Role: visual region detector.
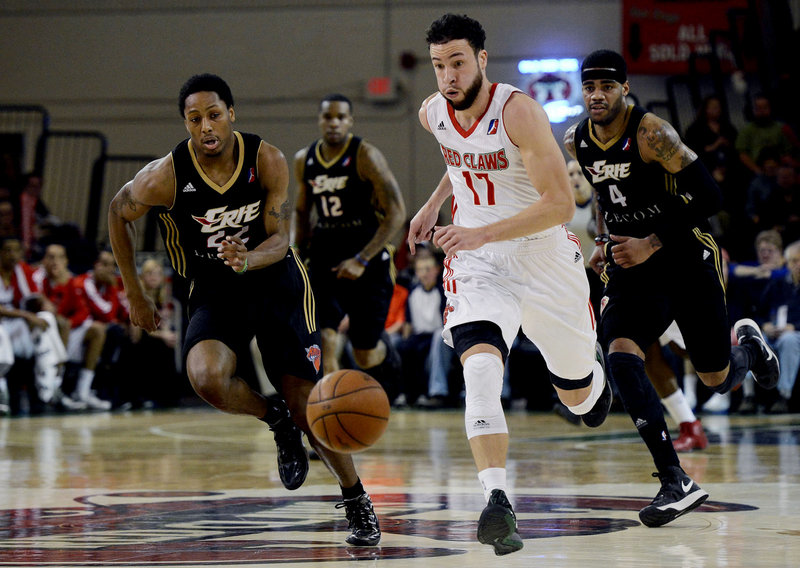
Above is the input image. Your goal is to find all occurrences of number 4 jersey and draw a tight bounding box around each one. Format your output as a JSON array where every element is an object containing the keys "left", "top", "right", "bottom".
[
  {"left": 427, "top": 82, "right": 555, "bottom": 238},
  {"left": 159, "top": 131, "right": 269, "bottom": 280}
]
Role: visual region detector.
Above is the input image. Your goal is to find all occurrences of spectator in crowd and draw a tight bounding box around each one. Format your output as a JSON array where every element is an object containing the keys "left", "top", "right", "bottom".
[
  {"left": 17, "top": 173, "right": 56, "bottom": 257},
  {"left": 384, "top": 281, "right": 409, "bottom": 348},
  {"left": 120, "top": 257, "right": 184, "bottom": 408},
  {"left": 34, "top": 243, "right": 111, "bottom": 410},
  {"left": 566, "top": 159, "right": 595, "bottom": 264},
  {"left": 685, "top": 95, "right": 739, "bottom": 173},
  {"left": 754, "top": 239, "right": 800, "bottom": 413},
  {"left": 736, "top": 94, "right": 797, "bottom": 176},
  {"left": 395, "top": 247, "right": 451, "bottom": 409},
  {"left": 0, "top": 236, "right": 74, "bottom": 414},
  {"left": 0, "top": 200, "right": 18, "bottom": 240},
  {"left": 759, "top": 162, "right": 800, "bottom": 244},
  {"left": 73, "top": 248, "right": 131, "bottom": 407},
  {"left": 745, "top": 149, "right": 781, "bottom": 229}
]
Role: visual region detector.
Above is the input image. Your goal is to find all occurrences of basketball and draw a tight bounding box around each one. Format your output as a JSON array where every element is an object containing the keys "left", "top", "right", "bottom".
[{"left": 306, "top": 369, "right": 390, "bottom": 453}]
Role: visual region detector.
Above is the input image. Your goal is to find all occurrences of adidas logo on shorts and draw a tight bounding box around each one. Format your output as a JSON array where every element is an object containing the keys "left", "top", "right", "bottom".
[
  {"left": 473, "top": 419, "right": 490, "bottom": 429},
  {"left": 574, "top": 251, "right": 582, "bottom": 263},
  {"left": 635, "top": 418, "right": 648, "bottom": 429}
]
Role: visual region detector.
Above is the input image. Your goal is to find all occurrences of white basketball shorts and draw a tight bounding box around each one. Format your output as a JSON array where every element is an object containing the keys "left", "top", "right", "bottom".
[{"left": 442, "top": 226, "right": 597, "bottom": 380}]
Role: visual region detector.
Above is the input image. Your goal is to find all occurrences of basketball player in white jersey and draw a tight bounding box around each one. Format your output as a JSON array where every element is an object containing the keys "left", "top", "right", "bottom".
[{"left": 408, "top": 14, "right": 610, "bottom": 555}]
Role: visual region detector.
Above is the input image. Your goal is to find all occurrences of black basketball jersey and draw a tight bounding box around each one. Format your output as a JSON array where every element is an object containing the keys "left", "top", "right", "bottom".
[
  {"left": 300, "top": 134, "right": 379, "bottom": 261},
  {"left": 159, "top": 131, "right": 269, "bottom": 280},
  {"left": 574, "top": 105, "right": 704, "bottom": 242}
]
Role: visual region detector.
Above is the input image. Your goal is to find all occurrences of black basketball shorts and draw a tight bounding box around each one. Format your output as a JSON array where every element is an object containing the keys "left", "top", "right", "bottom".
[
  {"left": 309, "top": 246, "right": 394, "bottom": 350},
  {"left": 183, "top": 249, "right": 323, "bottom": 386},
  {"left": 599, "top": 238, "right": 731, "bottom": 373}
]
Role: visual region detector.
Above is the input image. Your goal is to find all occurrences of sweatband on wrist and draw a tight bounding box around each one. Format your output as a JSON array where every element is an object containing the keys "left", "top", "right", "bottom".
[
  {"left": 355, "top": 253, "right": 369, "bottom": 267},
  {"left": 235, "top": 257, "right": 248, "bottom": 274}
]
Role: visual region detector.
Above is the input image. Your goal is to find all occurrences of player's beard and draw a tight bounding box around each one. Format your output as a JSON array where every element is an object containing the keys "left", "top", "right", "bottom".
[
  {"left": 592, "top": 97, "right": 626, "bottom": 126},
  {"left": 445, "top": 71, "right": 484, "bottom": 111}
]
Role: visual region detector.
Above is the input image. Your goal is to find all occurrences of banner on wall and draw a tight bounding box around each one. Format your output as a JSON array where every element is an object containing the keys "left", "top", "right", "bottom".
[{"left": 621, "top": 0, "right": 749, "bottom": 75}]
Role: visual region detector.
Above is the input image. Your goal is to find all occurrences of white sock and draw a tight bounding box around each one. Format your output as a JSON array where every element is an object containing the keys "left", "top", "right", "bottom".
[
  {"left": 76, "top": 368, "right": 95, "bottom": 401},
  {"left": 478, "top": 467, "right": 507, "bottom": 502},
  {"left": 662, "top": 389, "right": 696, "bottom": 425}
]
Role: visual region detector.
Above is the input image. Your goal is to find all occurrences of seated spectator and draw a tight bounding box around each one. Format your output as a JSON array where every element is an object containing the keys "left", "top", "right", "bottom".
[
  {"left": 759, "top": 162, "right": 800, "bottom": 244},
  {"left": 384, "top": 282, "right": 409, "bottom": 348},
  {"left": 745, "top": 149, "right": 781, "bottom": 229},
  {"left": 754, "top": 239, "right": 800, "bottom": 413},
  {"left": 395, "top": 248, "right": 451, "bottom": 408},
  {"left": 727, "top": 230, "right": 788, "bottom": 322},
  {"left": 0, "top": 236, "right": 74, "bottom": 414},
  {"left": 566, "top": 159, "right": 595, "bottom": 265},
  {"left": 736, "top": 93, "right": 798, "bottom": 176},
  {"left": 74, "top": 248, "right": 132, "bottom": 407},
  {"left": 17, "top": 173, "right": 58, "bottom": 258},
  {"left": 0, "top": 200, "right": 18, "bottom": 240},
  {"left": 686, "top": 94, "right": 739, "bottom": 172},
  {"left": 34, "top": 243, "right": 111, "bottom": 410},
  {"left": 120, "top": 258, "right": 185, "bottom": 408}
]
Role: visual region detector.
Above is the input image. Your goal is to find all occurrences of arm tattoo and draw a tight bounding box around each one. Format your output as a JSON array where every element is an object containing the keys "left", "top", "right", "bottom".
[
  {"left": 563, "top": 125, "right": 576, "bottom": 158},
  {"left": 648, "top": 234, "right": 663, "bottom": 251},
  {"left": 639, "top": 122, "right": 681, "bottom": 163},
  {"left": 268, "top": 199, "right": 291, "bottom": 221},
  {"left": 110, "top": 186, "right": 139, "bottom": 216}
]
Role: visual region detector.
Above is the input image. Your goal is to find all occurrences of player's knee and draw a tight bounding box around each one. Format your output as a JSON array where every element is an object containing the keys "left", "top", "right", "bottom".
[
  {"left": 186, "top": 358, "right": 230, "bottom": 406},
  {"left": 463, "top": 352, "right": 507, "bottom": 438}
]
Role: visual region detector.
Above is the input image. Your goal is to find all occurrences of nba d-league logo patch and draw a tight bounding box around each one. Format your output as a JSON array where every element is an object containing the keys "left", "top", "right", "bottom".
[{"left": 487, "top": 119, "right": 499, "bottom": 135}]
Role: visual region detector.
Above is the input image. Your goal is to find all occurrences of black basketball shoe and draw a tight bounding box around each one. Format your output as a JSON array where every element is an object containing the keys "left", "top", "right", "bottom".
[
  {"left": 477, "top": 489, "right": 523, "bottom": 555},
  {"left": 639, "top": 465, "right": 709, "bottom": 527},
  {"left": 269, "top": 417, "right": 309, "bottom": 491},
  {"left": 581, "top": 342, "right": 612, "bottom": 427},
  {"left": 734, "top": 318, "right": 780, "bottom": 389},
  {"left": 336, "top": 493, "right": 381, "bottom": 546}
]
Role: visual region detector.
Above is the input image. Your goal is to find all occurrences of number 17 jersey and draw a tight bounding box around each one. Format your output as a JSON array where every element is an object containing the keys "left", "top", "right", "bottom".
[{"left": 427, "top": 82, "right": 553, "bottom": 238}]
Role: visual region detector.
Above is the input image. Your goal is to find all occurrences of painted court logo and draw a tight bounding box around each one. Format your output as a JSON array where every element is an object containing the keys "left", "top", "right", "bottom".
[{"left": 0, "top": 491, "right": 756, "bottom": 565}]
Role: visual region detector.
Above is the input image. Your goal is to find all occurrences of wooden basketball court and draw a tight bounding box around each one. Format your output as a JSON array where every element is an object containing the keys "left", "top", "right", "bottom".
[{"left": 0, "top": 406, "right": 797, "bottom": 567}]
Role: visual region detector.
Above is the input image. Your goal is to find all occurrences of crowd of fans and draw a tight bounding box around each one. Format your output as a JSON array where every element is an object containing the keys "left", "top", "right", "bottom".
[{"left": 0, "top": 91, "right": 797, "bottom": 419}]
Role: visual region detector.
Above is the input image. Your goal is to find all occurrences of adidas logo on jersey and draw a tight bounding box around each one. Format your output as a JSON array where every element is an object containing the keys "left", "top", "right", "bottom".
[
  {"left": 437, "top": 121, "right": 446, "bottom": 131},
  {"left": 580, "top": 140, "right": 588, "bottom": 148},
  {"left": 182, "top": 182, "right": 196, "bottom": 193}
]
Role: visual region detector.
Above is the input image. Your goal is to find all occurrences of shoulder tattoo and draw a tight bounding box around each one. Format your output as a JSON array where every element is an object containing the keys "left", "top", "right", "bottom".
[{"left": 639, "top": 121, "right": 681, "bottom": 163}]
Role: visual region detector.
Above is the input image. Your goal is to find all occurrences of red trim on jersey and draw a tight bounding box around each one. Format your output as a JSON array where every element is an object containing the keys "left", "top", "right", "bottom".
[
  {"left": 447, "top": 83, "right": 499, "bottom": 138},
  {"left": 502, "top": 91, "right": 526, "bottom": 148}
]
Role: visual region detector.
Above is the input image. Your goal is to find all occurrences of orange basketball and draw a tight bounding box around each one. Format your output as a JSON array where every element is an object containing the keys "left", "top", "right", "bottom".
[{"left": 306, "top": 369, "right": 390, "bottom": 453}]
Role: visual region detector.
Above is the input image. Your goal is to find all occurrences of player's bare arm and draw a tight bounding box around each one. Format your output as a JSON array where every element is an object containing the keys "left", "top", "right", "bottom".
[
  {"left": 291, "top": 149, "right": 311, "bottom": 253},
  {"left": 108, "top": 155, "right": 175, "bottom": 331},
  {"left": 408, "top": 172, "right": 452, "bottom": 255},
  {"left": 218, "top": 141, "right": 291, "bottom": 272},
  {"left": 638, "top": 113, "right": 697, "bottom": 173},
  {"left": 418, "top": 93, "right": 438, "bottom": 134},
  {"left": 355, "top": 142, "right": 406, "bottom": 261},
  {"left": 563, "top": 123, "right": 578, "bottom": 159}
]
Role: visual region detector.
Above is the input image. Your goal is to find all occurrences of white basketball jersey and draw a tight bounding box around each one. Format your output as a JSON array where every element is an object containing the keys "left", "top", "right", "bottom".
[{"left": 427, "top": 83, "right": 551, "bottom": 238}]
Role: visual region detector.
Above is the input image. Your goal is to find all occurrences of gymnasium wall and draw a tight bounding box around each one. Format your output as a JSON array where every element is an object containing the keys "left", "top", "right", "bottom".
[{"left": 0, "top": 0, "right": 670, "bottom": 233}]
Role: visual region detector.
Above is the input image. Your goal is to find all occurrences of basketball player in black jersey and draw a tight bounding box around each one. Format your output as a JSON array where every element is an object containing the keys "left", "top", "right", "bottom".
[
  {"left": 108, "top": 74, "right": 380, "bottom": 546},
  {"left": 565, "top": 50, "right": 780, "bottom": 527},
  {"left": 293, "top": 94, "right": 405, "bottom": 398}
]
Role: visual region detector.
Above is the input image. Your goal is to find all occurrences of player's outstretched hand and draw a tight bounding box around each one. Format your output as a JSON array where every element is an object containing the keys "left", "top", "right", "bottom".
[{"left": 218, "top": 235, "right": 248, "bottom": 273}]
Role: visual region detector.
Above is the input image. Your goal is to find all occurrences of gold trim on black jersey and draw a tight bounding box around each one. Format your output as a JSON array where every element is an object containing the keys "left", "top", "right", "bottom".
[
  {"left": 159, "top": 212, "right": 187, "bottom": 278},
  {"left": 314, "top": 133, "right": 354, "bottom": 169},
  {"left": 589, "top": 105, "right": 634, "bottom": 151},
  {"left": 692, "top": 227, "right": 725, "bottom": 292},
  {"left": 188, "top": 131, "right": 245, "bottom": 194},
  {"left": 290, "top": 247, "right": 317, "bottom": 333}
]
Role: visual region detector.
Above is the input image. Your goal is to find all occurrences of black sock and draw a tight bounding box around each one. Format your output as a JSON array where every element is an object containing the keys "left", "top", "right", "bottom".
[
  {"left": 607, "top": 352, "right": 680, "bottom": 473},
  {"left": 341, "top": 478, "right": 364, "bottom": 500},
  {"left": 259, "top": 396, "right": 290, "bottom": 426},
  {"left": 710, "top": 345, "right": 753, "bottom": 394}
]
